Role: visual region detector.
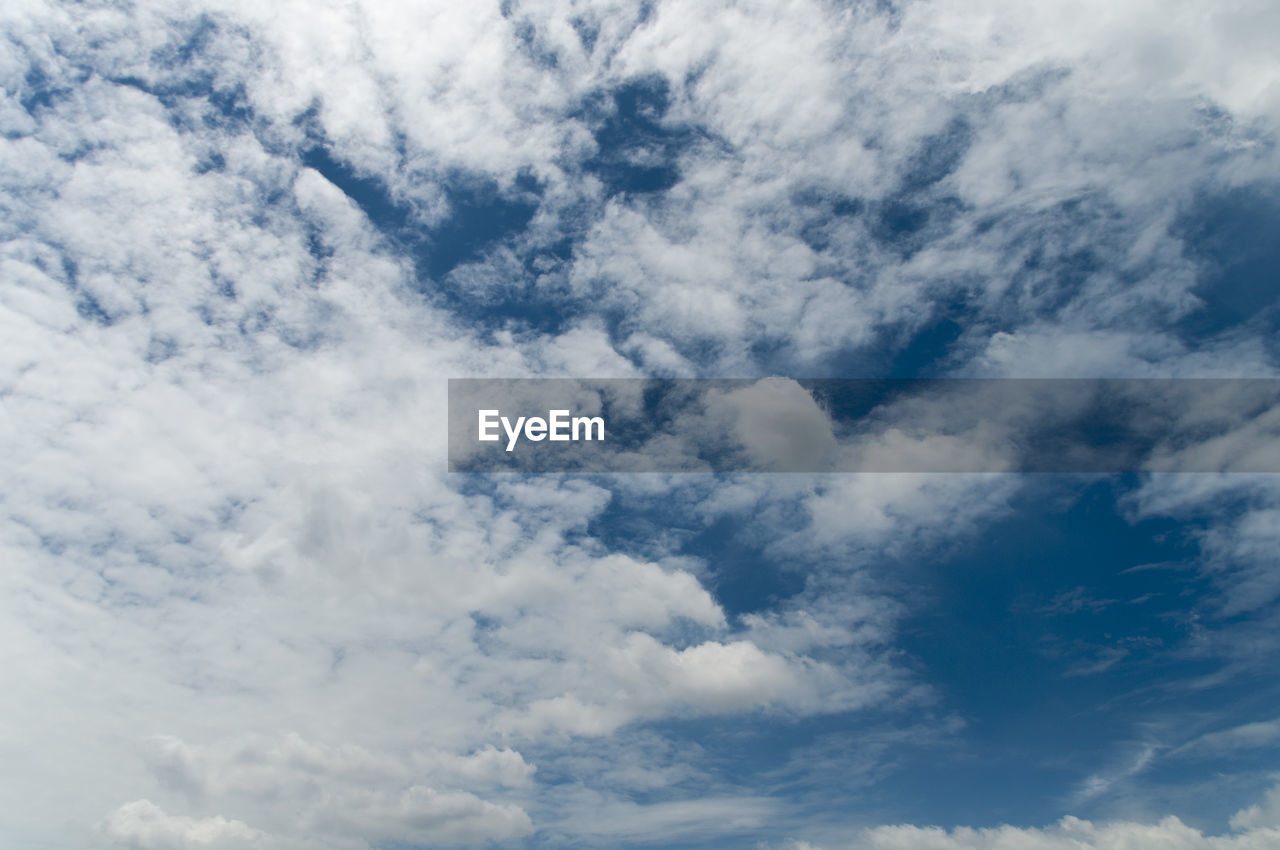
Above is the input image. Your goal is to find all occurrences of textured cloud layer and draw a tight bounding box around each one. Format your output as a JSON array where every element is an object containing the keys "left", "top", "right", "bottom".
[{"left": 2, "top": 0, "right": 1278, "bottom": 847}]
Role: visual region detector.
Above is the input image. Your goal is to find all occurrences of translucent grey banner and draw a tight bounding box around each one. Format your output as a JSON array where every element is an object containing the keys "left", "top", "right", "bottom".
[{"left": 447, "top": 379, "right": 1280, "bottom": 473}]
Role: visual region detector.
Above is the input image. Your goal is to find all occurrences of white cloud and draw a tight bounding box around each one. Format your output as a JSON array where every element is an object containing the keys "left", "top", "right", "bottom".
[
  {"left": 1073, "top": 744, "right": 1160, "bottom": 805},
  {"left": 103, "top": 800, "right": 264, "bottom": 850},
  {"left": 509, "top": 631, "right": 865, "bottom": 737},
  {"left": 1230, "top": 782, "right": 1280, "bottom": 830},
  {"left": 853, "top": 815, "right": 1280, "bottom": 849},
  {"left": 546, "top": 788, "right": 781, "bottom": 843},
  {"left": 128, "top": 734, "right": 536, "bottom": 846},
  {"left": 776, "top": 799, "right": 1280, "bottom": 850},
  {"left": 1126, "top": 475, "right": 1280, "bottom": 615},
  {"left": 1173, "top": 719, "right": 1280, "bottom": 759}
]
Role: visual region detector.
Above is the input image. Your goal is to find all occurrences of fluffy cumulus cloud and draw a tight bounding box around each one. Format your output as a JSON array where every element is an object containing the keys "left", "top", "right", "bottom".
[
  {"left": 1, "top": 0, "right": 1278, "bottom": 847},
  {"left": 859, "top": 816, "right": 1280, "bottom": 849},
  {"left": 104, "top": 800, "right": 265, "bottom": 850},
  {"left": 774, "top": 799, "right": 1280, "bottom": 849},
  {"left": 766, "top": 782, "right": 1280, "bottom": 848}
]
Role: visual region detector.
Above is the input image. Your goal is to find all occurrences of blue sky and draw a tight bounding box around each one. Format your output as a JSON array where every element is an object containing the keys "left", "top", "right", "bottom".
[{"left": 2, "top": 1, "right": 1280, "bottom": 848}]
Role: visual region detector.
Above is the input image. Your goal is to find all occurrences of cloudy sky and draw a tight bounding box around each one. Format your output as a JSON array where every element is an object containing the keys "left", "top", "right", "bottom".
[{"left": 3, "top": 0, "right": 1280, "bottom": 847}]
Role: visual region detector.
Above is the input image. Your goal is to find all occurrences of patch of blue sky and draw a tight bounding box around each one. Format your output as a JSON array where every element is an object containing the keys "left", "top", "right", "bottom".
[
  {"left": 18, "top": 63, "right": 70, "bottom": 117},
  {"left": 586, "top": 486, "right": 809, "bottom": 619},
  {"left": 575, "top": 75, "right": 701, "bottom": 197},
  {"left": 1174, "top": 183, "right": 1280, "bottom": 348},
  {"left": 109, "top": 72, "right": 256, "bottom": 137},
  {"left": 452, "top": 390, "right": 1280, "bottom": 836},
  {"left": 290, "top": 72, "right": 724, "bottom": 345},
  {"left": 301, "top": 143, "right": 566, "bottom": 329},
  {"left": 570, "top": 473, "right": 1280, "bottom": 842}
]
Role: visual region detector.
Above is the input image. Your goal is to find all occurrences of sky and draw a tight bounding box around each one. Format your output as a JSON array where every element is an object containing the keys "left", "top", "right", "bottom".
[{"left": 2, "top": 0, "right": 1280, "bottom": 848}]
